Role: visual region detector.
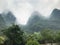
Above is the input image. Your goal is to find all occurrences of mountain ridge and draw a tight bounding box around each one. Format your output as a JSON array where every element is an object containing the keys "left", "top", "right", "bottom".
[
  {"left": 0, "top": 11, "right": 16, "bottom": 30},
  {"left": 21, "top": 8, "right": 60, "bottom": 33}
]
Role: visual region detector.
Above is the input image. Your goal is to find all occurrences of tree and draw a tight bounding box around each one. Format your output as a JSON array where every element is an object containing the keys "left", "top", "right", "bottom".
[
  {"left": 26, "top": 38, "right": 40, "bottom": 45},
  {"left": 41, "top": 30, "right": 54, "bottom": 45},
  {"left": 55, "top": 31, "right": 60, "bottom": 42},
  {"left": 0, "top": 36, "right": 6, "bottom": 45},
  {"left": 3, "top": 25, "right": 25, "bottom": 45}
]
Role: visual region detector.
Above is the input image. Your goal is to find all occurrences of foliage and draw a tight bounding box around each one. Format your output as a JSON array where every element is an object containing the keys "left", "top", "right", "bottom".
[
  {"left": 54, "top": 31, "right": 60, "bottom": 42},
  {"left": 40, "top": 30, "right": 54, "bottom": 43},
  {"left": 3, "top": 25, "right": 25, "bottom": 45},
  {"left": 1, "top": 25, "right": 60, "bottom": 45},
  {"left": 26, "top": 39, "right": 40, "bottom": 45},
  {"left": 0, "top": 36, "right": 6, "bottom": 44}
]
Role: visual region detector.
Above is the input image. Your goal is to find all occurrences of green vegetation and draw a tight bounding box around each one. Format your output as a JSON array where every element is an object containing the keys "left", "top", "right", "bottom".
[
  {"left": 0, "top": 36, "right": 6, "bottom": 44},
  {"left": 0, "top": 24, "right": 60, "bottom": 45},
  {"left": 2, "top": 25, "right": 25, "bottom": 45},
  {"left": 26, "top": 39, "right": 40, "bottom": 45}
]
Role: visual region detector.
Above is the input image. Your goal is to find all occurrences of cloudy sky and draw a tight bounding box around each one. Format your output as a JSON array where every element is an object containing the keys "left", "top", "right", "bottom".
[{"left": 0, "top": 0, "right": 60, "bottom": 25}]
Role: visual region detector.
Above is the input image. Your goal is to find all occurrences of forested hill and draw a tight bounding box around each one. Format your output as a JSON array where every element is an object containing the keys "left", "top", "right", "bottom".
[
  {"left": 22, "top": 8, "right": 60, "bottom": 33},
  {"left": 0, "top": 11, "right": 16, "bottom": 30}
]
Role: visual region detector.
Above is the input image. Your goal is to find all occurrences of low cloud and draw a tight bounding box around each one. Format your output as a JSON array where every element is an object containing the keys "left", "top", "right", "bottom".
[{"left": 0, "top": 0, "right": 60, "bottom": 24}]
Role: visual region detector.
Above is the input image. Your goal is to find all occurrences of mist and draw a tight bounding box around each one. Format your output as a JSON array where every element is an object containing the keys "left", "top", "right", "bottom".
[{"left": 0, "top": 0, "right": 60, "bottom": 25}]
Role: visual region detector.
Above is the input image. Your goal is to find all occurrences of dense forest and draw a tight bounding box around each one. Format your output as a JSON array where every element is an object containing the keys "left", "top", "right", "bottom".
[{"left": 0, "top": 24, "right": 60, "bottom": 45}]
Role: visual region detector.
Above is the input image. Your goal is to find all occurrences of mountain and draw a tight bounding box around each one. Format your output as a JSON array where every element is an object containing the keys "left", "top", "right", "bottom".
[
  {"left": 22, "top": 9, "right": 60, "bottom": 33},
  {"left": 2, "top": 11, "right": 16, "bottom": 26},
  {"left": 0, "top": 14, "right": 6, "bottom": 29},
  {"left": 0, "top": 11, "right": 16, "bottom": 30},
  {"left": 27, "top": 11, "right": 44, "bottom": 26},
  {"left": 50, "top": 8, "right": 60, "bottom": 19}
]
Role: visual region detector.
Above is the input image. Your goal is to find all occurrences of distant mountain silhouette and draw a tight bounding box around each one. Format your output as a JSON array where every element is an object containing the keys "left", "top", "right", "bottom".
[
  {"left": 0, "top": 11, "right": 16, "bottom": 30},
  {"left": 50, "top": 8, "right": 60, "bottom": 20},
  {"left": 2, "top": 11, "right": 16, "bottom": 26},
  {"left": 22, "top": 9, "right": 60, "bottom": 33}
]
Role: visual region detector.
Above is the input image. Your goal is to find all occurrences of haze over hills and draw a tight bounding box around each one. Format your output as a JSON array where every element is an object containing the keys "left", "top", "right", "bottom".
[
  {"left": 2, "top": 11, "right": 16, "bottom": 26},
  {"left": 22, "top": 8, "right": 60, "bottom": 33},
  {"left": 0, "top": 8, "right": 60, "bottom": 33},
  {"left": 0, "top": 11, "right": 16, "bottom": 30}
]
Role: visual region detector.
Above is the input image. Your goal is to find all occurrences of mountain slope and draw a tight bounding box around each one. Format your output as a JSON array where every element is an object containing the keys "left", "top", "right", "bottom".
[
  {"left": 0, "top": 14, "right": 6, "bottom": 29},
  {"left": 0, "top": 11, "right": 16, "bottom": 30},
  {"left": 2, "top": 11, "right": 16, "bottom": 26},
  {"left": 22, "top": 9, "right": 60, "bottom": 33}
]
